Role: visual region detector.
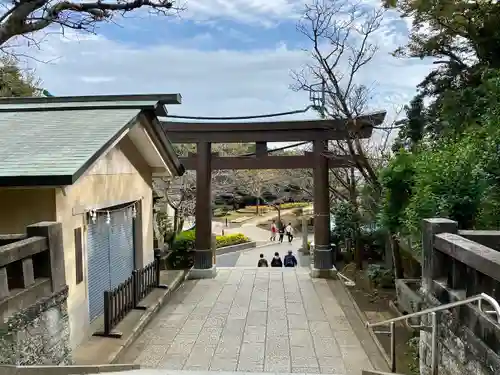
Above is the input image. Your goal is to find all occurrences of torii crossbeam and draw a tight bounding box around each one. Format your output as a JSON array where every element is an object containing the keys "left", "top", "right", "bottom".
[{"left": 161, "top": 111, "right": 386, "bottom": 278}]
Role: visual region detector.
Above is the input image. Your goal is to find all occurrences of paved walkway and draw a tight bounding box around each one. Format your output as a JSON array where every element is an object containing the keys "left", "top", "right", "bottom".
[
  {"left": 217, "top": 233, "right": 312, "bottom": 268},
  {"left": 119, "top": 267, "right": 373, "bottom": 375}
]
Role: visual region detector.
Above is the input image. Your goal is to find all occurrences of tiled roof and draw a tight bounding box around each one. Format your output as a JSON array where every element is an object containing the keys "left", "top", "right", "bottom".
[{"left": 0, "top": 108, "right": 139, "bottom": 180}]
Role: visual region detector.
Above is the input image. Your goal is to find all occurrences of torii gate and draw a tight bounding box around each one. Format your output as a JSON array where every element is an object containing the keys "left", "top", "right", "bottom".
[{"left": 162, "top": 111, "right": 385, "bottom": 278}]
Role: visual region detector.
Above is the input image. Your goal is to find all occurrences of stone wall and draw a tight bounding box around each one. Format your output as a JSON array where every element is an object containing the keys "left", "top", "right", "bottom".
[
  {"left": 419, "top": 292, "right": 500, "bottom": 375},
  {"left": 419, "top": 218, "right": 500, "bottom": 375},
  {"left": 0, "top": 286, "right": 72, "bottom": 365}
]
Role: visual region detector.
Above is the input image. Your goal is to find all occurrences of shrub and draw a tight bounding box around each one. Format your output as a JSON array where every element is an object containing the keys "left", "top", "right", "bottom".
[
  {"left": 172, "top": 230, "right": 250, "bottom": 251},
  {"left": 279, "top": 202, "right": 309, "bottom": 209},
  {"left": 367, "top": 264, "right": 394, "bottom": 288},
  {"left": 171, "top": 230, "right": 196, "bottom": 252},
  {"left": 242, "top": 202, "right": 309, "bottom": 211},
  {"left": 216, "top": 233, "right": 250, "bottom": 248}
]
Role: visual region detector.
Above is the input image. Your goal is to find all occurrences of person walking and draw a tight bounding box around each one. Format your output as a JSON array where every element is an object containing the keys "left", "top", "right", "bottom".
[
  {"left": 285, "top": 222, "right": 294, "bottom": 243},
  {"left": 278, "top": 224, "right": 285, "bottom": 243},
  {"left": 283, "top": 250, "right": 298, "bottom": 267},
  {"left": 257, "top": 253, "right": 269, "bottom": 267},
  {"left": 270, "top": 220, "right": 277, "bottom": 241},
  {"left": 271, "top": 252, "right": 283, "bottom": 267}
]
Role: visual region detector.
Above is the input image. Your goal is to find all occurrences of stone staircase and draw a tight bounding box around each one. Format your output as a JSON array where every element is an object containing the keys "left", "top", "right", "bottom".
[
  {"left": 68, "top": 370, "right": 390, "bottom": 375},
  {"left": 3, "top": 366, "right": 404, "bottom": 375}
]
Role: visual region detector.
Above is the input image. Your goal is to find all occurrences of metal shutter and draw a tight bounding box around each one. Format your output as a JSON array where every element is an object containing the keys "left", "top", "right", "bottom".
[
  {"left": 87, "top": 214, "right": 111, "bottom": 322},
  {"left": 109, "top": 207, "right": 135, "bottom": 289}
]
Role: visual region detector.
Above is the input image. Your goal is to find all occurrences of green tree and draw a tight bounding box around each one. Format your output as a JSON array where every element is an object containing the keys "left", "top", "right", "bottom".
[
  {"left": 381, "top": 70, "right": 500, "bottom": 260},
  {"left": 386, "top": 1, "right": 500, "bottom": 140},
  {"left": 392, "top": 95, "right": 426, "bottom": 152},
  {"left": 0, "top": 56, "right": 40, "bottom": 97}
]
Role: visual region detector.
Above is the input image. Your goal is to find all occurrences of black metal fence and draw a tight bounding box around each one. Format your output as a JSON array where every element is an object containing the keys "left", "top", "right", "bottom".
[{"left": 98, "top": 254, "right": 168, "bottom": 337}]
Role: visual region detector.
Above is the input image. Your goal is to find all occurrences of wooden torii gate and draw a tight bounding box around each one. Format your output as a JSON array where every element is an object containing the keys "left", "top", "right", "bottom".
[{"left": 162, "top": 111, "right": 386, "bottom": 278}]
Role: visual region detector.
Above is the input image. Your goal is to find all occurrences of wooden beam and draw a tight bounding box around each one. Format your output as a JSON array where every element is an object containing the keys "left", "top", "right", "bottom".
[
  {"left": 164, "top": 128, "right": 372, "bottom": 143},
  {"left": 255, "top": 142, "right": 267, "bottom": 157},
  {"left": 162, "top": 111, "right": 385, "bottom": 143},
  {"left": 179, "top": 154, "right": 354, "bottom": 170}
]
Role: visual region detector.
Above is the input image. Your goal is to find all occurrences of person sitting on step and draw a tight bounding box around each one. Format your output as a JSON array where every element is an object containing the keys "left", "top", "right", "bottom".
[
  {"left": 284, "top": 250, "right": 298, "bottom": 267},
  {"left": 271, "top": 252, "right": 283, "bottom": 267},
  {"left": 257, "top": 253, "right": 268, "bottom": 267}
]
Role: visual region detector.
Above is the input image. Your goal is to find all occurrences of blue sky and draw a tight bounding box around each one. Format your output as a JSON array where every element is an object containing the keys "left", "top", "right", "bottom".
[{"left": 23, "top": 0, "right": 433, "bottom": 132}]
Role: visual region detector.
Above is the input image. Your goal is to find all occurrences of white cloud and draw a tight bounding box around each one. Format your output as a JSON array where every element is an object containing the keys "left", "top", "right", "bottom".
[
  {"left": 24, "top": 30, "right": 431, "bottom": 120},
  {"left": 184, "top": 0, "right": 303, "bottom": 26},
  {"left": 11, "top": 0, "right": 433, "bottom": 153}
]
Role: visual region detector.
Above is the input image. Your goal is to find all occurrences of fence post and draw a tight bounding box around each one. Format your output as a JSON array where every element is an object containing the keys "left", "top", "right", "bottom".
[
  {"left": 103, "top": 290, "right": 111, "bottom": 335},
  {"left": 132, "top": 270, "right": 138, "bottom": 308},
  {"left": 155, "top": 254, "right": 168, "bottom": 289}
]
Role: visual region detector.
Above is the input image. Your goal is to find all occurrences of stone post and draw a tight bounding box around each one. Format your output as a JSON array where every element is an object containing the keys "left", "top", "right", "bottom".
[
  {"left": 300, "top": 216, "right": 309, "bottom": 254},
  {"left": 421, "top": 218, "right": 457, "bottom": 294},
  {"left": 27, "top": 222, "right": 66, "bottom": 292}
]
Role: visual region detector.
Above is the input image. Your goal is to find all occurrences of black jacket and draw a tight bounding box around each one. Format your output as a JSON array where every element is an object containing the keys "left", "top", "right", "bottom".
[
  {"left": 258, "top": 258, "right": 268, "bottom": 267},
  {"left": 271, "top": 256, "right": 283, "bottom": 267}
]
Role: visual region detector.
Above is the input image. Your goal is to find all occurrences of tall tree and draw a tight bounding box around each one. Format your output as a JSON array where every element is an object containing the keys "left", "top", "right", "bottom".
[
  {"left": 0, "top": 56, "right": 40, "bottom": 96},
  {"left": 0, "top": 0, "right": 181, "bottom": 48},
  {"left": 292, "top": 0, "right": 385, "bottom": 193},
  {"left": 291, "top": 0, "right": 402, "bottom": 271},
  {"left": 387, "top": 0, "right": 500, "bottom": 140}
]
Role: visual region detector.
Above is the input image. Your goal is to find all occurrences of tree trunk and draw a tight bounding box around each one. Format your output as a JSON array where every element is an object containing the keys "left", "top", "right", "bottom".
[
  {"left": 384, "top": 232, "right": 394, "bottom": 269},
  {"left": 390, "top": 234, "right": 404, "bottom": 279},
  {"left": 354, "top": 227, "right": 363, "bottom": 270},
  {"left": 173, "top": 208, "right": 179, "bottom": 234},
  {"left": 256, "top": 197, "right": 260, "bottom": 215},
  {"left": 178, "top": 218, "right": 185, "bottom": 234}
]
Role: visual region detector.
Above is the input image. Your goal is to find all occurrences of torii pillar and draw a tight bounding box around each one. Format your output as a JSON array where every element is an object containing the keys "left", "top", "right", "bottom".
[
  {"left": 311, "top": 139, "right": 335, "bottom": 277},
  {"left": 190, "top": 141, "right": 217, "bottom": 279}
]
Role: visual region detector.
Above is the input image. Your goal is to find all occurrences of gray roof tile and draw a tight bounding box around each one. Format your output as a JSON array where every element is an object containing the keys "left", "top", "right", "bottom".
[{"left": 0, "top": 108, "right": 140, "bottom": 177}]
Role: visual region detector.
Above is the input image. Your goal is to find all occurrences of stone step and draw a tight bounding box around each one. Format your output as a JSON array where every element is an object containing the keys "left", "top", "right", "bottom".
[{"left": 103, "top": 370, "right": 347, "bottom": 375}]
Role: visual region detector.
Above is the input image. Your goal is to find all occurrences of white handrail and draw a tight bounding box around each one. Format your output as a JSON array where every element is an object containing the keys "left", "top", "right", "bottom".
[
  {"left": 367, "top": 292, "right": 500, "bottom": 328},
  {"left": 337, "top": 272, "right": 355, "bottom": 286}
]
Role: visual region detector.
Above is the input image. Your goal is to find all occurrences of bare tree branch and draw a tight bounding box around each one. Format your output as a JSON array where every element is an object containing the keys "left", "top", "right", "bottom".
[
  {"left": 0, "top": 0, "right": 184, "bottom": 47},
  {"left": 292, "top": 0, "right": 386, "bottom": 193}
]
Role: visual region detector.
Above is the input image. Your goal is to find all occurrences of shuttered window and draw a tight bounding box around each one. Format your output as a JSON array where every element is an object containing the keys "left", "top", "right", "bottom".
[{"left": 74, "top": 227, "right": 83, "bottom": 284}]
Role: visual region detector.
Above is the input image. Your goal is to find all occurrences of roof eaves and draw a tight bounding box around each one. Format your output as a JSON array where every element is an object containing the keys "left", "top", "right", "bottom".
[
  {"left": 0, "top": 94, "right": 182, "bottom": 117},
  {"left": 0, "top": 174, "right": 74, "bottom": 187},
  {"left": 139, "top": 110, "right": 185, "bottom": 177},
  {"left": 0, "top": 93, "right": 182, "bottom": 105}
]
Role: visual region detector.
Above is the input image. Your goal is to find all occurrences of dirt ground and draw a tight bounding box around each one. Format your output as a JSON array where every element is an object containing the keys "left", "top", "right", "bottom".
[{"left": 341, "top": 262, "right": 420, "bottom": 375}]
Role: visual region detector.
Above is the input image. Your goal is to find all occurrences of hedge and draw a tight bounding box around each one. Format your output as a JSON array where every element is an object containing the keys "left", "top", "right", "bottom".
[
  {"left": 241, "top": 202, "right": 310, "bottom": 212},
  {"left": 172, "top": 230, "right": 250, "bottom": 251},
  {"left": 215, "top": 233, "right": 249, "bottom": 248}
]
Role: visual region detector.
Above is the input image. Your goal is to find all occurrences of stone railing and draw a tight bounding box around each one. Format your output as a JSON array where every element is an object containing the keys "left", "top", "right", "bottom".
[
  {"left": 420, "top": 218, "right": 500, "bottom": 375},
  {"left": 0, "top": 222, "right": 70, "bottom": 365}
]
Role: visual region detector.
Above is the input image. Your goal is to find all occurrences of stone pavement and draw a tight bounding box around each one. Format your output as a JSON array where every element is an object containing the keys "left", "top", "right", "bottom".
[
  {"left": 224, "top": 223, "right": 273, "bottom": 247},
  {"left": 119, "top": 267, "right": 374, "bottom": 375},
  {"left": 223, "top": 234, "right": 312, "bottom": 268}
]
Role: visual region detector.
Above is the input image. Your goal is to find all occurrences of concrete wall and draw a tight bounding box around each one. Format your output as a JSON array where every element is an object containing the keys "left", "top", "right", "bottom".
[
  {"left": 55, "top": 135, "right": 154, "bottom": 349},
  {"left": 0, "top": 287, "right": 71, "bottom": 365},
  {"left": 0, "top": 188, "right": 56, "bottom": 233}
]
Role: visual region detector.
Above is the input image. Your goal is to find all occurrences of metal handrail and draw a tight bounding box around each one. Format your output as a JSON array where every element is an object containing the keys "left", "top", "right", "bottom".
[
  {"left": 337, "top": 272, "right": 356, "bottom": 286},
  {"left": 368, "top": 293, "right": 500, "bottom": 328},
  {"left": 365, "top": 293, "right": 500, "bottom": 374}
]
